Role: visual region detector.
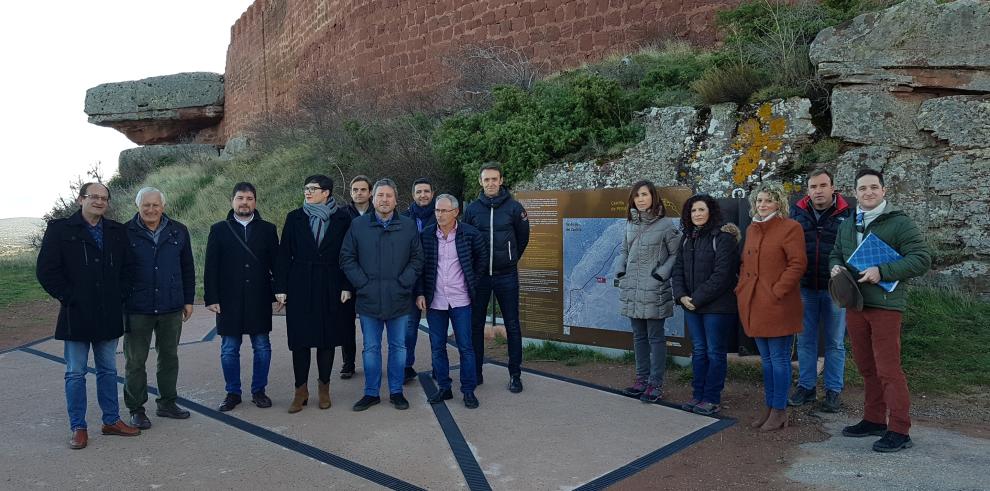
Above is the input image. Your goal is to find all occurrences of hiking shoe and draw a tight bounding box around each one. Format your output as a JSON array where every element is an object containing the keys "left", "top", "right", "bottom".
[
  {"left": 251, "top": 391, "right": 273, "bottom": 408},
  {"left": 218, "top": 393, "right": 242, "bottom": 412},
  {"left": 873, "top": 431, "right": 913, "bottom": 453},
  {"left": 681, "top": 399, "right": 702, "bottom": 411},
  {"left": 820, "top": 390, "right": 841, "bottom": 413},
  {"left": 623, "top": 377, "right": 648, "bottom": 397},
  {"left": 340, "top": 365, "right": 355, "bottom": 380},
  {"left": 693, "top": 401, "right": 720, "bottom": 416},
  {"left": 428, "top": 388, "right": 454, "bottom": 404},
  {"left": 508, "top": 375, "right": 523, "bottom": 393},
  {"left": 639, "top": 384, "right": 663, "bottom": 403},
  {"left": 842, "top": 419, "right": 887, "bottom": 438},
  {"left": 156, "top": 402, "right": 190, "bottom": 419},
  {"left": 390, "top": 393, "right": 410, "bottom": 410},
  {"left": 788, "top": 386, "right": 817, "bottom": 406},
  {"left": 403, "top": 367, "right": 418, "bottom": 384},
  {"left": 352, "top": 395, "right": 381, "bottom": 412}
]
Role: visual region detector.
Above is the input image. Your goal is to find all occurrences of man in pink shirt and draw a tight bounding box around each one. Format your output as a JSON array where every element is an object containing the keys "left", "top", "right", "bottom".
[{"left": 416, "top": 194, "right": 489, "bottom": 408}]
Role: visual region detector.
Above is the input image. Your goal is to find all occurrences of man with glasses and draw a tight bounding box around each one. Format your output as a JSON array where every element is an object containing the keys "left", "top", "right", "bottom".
[
  {"left": 416, "top": 194, "right": 487, "bottom": 408},
  {"left": 123, "top": 187, "right": 195, "bottom": 429},
  {"left": 37, "top": 183, "right": 142, "bottom": 449},
  {"left": 830, "top": 168, "right": 930, "bottom": 453},
  {"left": 340, "top": 178, "right": 424, "bottom": 411},
  {"left": 400, "top": 177, "right": 437, "bottom": 383}
]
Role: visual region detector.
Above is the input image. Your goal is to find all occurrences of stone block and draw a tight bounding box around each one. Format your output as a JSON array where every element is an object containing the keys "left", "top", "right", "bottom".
[
  {"left": 917, "top": 96, "right": 990, "bottom": 149},
  {"left": 830, "top": 85, "right": 938, "bottom": 149}
]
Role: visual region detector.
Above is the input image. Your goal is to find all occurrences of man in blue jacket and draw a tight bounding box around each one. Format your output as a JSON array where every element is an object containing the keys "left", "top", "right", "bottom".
[
  {"left": 462, "top": 163, "right": 530, "bottom": 393},
  {"left": 416, "top": 193, "right": 488, "bottom": 408},
  {"left": 789, "top": 169, "right": 852, "bottom": 413},
  {"left": 400, "top": 177, "right": 437, "bottom": 383},
  {"left": 340, "top": 179, "right": 424, "bottom": 411},
  {"left": 123, "top": 187, "right": 195, "bottom": 429}
]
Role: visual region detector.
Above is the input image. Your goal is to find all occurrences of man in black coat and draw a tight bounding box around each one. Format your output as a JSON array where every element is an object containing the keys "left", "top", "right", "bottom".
[
  {"left": 36, "top": 182, "right": 141, "bottom": 449},
  {"left": 462, "top": 163, "right": 530, "bottom": 393},
  {"left": 340, "top": 178, "right": 424, "bottom": 411},
  {"left": 400, "top": 177, "right": 437, "bottom": 383},
  {"left": 205, "top": 182, "right": 280, "bottom": 412},
  {"left": 337, "top": 174, "right": 374, "bottom": 380},
  {"left": 416, "top": 193, "right": 488, "bottom": 408},
  {"left": 123, "top": 187, "right": 196, "bottom": 429}
]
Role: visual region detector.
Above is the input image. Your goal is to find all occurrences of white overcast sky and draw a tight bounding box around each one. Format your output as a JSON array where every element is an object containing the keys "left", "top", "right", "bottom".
[{"left": 0, "top": 1, "right": 255, "bottom": 218}]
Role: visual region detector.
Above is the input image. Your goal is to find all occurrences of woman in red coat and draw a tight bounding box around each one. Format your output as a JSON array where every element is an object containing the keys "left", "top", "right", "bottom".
[{"left": 736, "top": 182, "right": 806, "bottom": 431}]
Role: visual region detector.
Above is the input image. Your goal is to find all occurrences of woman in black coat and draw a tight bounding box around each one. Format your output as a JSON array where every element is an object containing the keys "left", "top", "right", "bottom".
[
  {"left": 671, "top": 194, "right": 741, "bottom": 416},
  {"left": 275, "top": 175, "right": 353, "bottom": 413}
]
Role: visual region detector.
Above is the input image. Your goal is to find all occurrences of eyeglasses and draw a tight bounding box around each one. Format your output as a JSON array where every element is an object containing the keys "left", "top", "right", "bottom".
[
  {"left": 435, "top": 208, "right": 457, "bottom": 214},
  {"left": 303, "top": 186, "right": 325, "bottom": 193},
  {"left": 82, "top": 194, "right": 110, "bottom": 202}
]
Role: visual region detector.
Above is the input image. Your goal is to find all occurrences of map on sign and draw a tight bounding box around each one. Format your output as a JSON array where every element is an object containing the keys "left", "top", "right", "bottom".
[
  {"left": 562, "top": 218, "right": 628, "bottom": 332},
  {"left": 562, "top": 217, "right": 686, "bottom": 337}
]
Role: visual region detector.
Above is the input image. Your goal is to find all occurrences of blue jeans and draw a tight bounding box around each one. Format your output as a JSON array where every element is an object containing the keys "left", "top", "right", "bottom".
[
  {"left": 64, "top": 339, "right": 120, "bottom": 431},
  {"left": 797, "top": 288, "right": 846, "bottom": 392},
  {"left": 360, "top": 314, "right": 410, "bottom": 397},
  {"left": 404, "top": 306, "right": 422, "bottom": 369},
  {"left": 471, "top": 270, "right": 523, "bottom": 377},
  {"left": 754, "top": 335, "right": 794, "bottom": 409},
  {"left": 685, "top": 312, "right": 735, "bottom": 405},
  {"left": 220, "top": 334, "right": 272, "bottom": 395},
  {"left": 427, "top": 306, "right": 477, "bottom": 393}
]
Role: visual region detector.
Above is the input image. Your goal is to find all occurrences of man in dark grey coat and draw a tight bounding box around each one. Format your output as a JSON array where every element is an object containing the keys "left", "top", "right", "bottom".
[
  {"left": 204, "top": 182, "right": 279, "bottom": 412},
  {"left": 340, "top": 178, "right": 424, "bottom": 411}
]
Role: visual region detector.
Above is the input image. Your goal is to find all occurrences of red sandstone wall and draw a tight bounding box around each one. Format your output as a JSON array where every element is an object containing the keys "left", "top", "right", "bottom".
[{"left": 223, "top": 0, "right": 743, "bottom": 141}]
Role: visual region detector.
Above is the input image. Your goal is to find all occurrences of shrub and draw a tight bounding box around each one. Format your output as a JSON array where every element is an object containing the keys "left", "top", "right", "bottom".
[
  {"left": 796, "top": 137, "right": 842, "bottom": 168},
  {"left": 691, "top": 64, "right": 767, "bottom": 105}
]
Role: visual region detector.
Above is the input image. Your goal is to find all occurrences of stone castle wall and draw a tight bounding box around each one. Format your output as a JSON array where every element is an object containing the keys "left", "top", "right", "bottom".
[{"left": 222, "top": 0, "right": 742, "bottom": 140}]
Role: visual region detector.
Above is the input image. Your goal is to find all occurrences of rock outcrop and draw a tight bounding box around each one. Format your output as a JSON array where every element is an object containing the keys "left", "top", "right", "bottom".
[
  {"left": 811, "top": 0, "right": 990, "bottom": 297},
  {"left": 85, "top": 72, "right": 224, "bottom": 145},
  {"left": 519, "top": 98, "right": 815, "bottom": 195}
]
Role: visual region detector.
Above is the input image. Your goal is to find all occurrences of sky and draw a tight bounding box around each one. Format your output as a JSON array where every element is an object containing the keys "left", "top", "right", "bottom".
[{"left": 0, "top": 1, "right": 256, "bottom": 219}]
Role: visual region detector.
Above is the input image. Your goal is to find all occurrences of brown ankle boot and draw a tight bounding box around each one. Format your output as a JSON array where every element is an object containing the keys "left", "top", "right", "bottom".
[
  {"left": 760, "top": 408, "right": 789, "bottom": 432},
  {"left": 751, "top": 406, "right": 772, "bottom": 429},
  {"left": 318, "top": 382, "right": 332, "bottom": 409},
  {"left": 288, "top": 385, "right": 309, "bottom": 413}
]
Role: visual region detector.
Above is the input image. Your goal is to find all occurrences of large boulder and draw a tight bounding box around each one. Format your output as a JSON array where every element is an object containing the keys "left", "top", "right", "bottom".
[
  {"left": 810, "top": 0, "right": 990, "bottom": 91},
  {"left": 916, "top": 95, "right": 990, "bottom": 149},
  {"left": 85, "top": 72, "right": 224, "bottom": 145},
  {"left": 830, "top": 86, "right": 938, "bottom": 149}
]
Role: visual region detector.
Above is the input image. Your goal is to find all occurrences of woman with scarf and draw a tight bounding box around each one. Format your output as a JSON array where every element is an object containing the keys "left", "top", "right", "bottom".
[
  {"left": 275, "top": 175, "right": 354, "bottom": 413},
  {"left": 735, "top": 182, "right": 806, "bottom": 431},
  {"left": 613, "top": 180, "right": 680, "bottom": 403},
  {"left": 672, "top": 194, "right": 741, "bottom": 416}
]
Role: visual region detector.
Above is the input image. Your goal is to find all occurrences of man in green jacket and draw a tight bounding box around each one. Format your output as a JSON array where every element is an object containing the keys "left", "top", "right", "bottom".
[{"left": 829, "top": 168, "right": 931, "bottom": 453}]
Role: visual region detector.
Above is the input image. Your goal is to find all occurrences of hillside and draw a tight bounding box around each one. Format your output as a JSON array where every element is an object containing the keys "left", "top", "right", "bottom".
[{"left": 0, "top": 218, "right": 44, "bottom": 257}]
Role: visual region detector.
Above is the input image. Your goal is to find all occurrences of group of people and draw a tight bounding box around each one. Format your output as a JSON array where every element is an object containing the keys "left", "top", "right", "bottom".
[
  {"left": 37, "top": 162, "right": 928, "bottom": 455},
  {"left": 615, "top": 168, "right": 929, "bottom": 453},
  {"left": 36, "top": 163, "right": 530, "bottom": 450}
]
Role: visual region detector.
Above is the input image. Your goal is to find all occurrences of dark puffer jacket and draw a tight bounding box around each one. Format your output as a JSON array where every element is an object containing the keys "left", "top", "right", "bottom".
[
  {"left": 36, "top": 210, "right": 129, "bottom": 341},
  {"left": 791, "top": 194, "right": 852, "bottom": 290},
  {"left": 124, "top": 214, "right": 195, "bottom": 315},
  {"left": 340, "top": 213, "right": 424, "bottom": 319},
  {"left": 462, "top": 186, "right": 529, "bottom": 275},
  {"left": 417, "top": 221, "right": 489, "bottom": 306},
  {"left": 671, "top": 223, "right": 741, "bottom": 315}
]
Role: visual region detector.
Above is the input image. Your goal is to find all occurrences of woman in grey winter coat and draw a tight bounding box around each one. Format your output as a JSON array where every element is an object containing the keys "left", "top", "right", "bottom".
[{"left": 613, "top": 180, "right": 680, "bottom": 403}]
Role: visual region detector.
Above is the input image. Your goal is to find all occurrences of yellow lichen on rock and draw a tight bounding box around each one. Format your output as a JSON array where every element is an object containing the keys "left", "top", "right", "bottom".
[{"left": 731, "top": 102, "right": 787, "bottom": 185}]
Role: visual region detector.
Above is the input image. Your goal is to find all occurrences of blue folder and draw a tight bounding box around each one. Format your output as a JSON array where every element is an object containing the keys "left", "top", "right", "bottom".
[{"left": 847, "top": 232, "right": 901, "bottom": 293}]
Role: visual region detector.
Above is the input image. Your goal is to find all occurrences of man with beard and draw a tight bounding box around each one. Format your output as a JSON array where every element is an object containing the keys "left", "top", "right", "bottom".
[
  {"left": 400, "top": 177, "right": 436, "bottom": 383},
  {"left": 205, "top": 182, "right": 280, "bottom": 412}
]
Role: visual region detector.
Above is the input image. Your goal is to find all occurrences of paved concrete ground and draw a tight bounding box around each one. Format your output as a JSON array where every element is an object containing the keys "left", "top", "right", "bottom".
[
  {"left": 0, "top": 307, "right": 726, "bottom": 490},
  {"left": 787, "top": 413, "right": 990, "bottom": 491}
]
